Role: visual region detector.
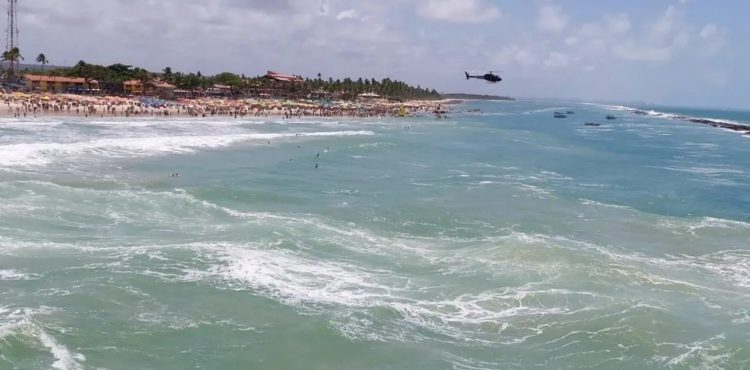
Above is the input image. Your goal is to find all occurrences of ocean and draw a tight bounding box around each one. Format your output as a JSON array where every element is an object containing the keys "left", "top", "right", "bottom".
[{"left": 1, "top": 101, "right": 749, "bottom": 369}]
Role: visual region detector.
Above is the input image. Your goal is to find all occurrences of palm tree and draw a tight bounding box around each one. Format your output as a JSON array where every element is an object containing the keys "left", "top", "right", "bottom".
[
  {"left": 2, "top": 47, "right": 23, "bottom": 79},
  {"left": 36, "top": 53, "right": 49, "bottom": 71}
]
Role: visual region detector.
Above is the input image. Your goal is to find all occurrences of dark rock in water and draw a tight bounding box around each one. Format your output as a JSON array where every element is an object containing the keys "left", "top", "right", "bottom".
[
  {"left": 554, "top": 113, "right": 567, "bottom": 118},
  {"left": 683, "top": 117, "right": 750, "bottom": 132},
  {"left": 606, "top": 115, "right": 617, "bottom": 120},
  {"left": 624, "top": 108, "right": 750, "bottom": 134},
  {"left": 584, "top": 122, "right": 601, "bottom": 127}
]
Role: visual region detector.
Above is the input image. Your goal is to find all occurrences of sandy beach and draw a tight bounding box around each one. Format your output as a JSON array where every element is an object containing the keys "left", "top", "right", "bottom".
[{"left": 0, "top": 91, "right": 453, "bottom": 119}]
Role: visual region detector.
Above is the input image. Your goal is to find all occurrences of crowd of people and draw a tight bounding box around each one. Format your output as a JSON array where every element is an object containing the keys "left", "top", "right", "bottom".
[{"left": 0, "top": 91, "right": 452, "bottom": 119}]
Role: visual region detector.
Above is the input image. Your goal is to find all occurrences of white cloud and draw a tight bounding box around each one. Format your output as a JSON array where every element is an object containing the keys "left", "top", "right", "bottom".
[
  {"left": 559, "top": 12, "right": 630, "bottom": 63},
  {"left": 537, "top": 5, "right": 568, "bottom": 33},
  {"left": 699, "top": 23, "right": 727, "bottom": 55},
  {"left": 649, "top": 5, "right": 680, "bottom": 44},
  {"left": 336, "top": 9, "right": 358, "bottom": 20},
  {"left": 583, "top": 64, "right": 597, "bottom": 72},
  {"left": 418, "top": 0, "right": 500, "bottom": 24},
  {"left": 603, "top": 14, "right": 630, "bottom": 34},
  {"left": 573, "top": 13, "right": 629, "bottom": 41},
  {"left": 700, "top": 23, "right": 718, "bottom": 39},
  {"left": 543, "top": 52, "right": 570, "bottom": 68},
  {"left": 613, "top": 43, "right": 672, "bottom": 61},
  {"left": 318, "top": 0, "right": 329, "bottom": 16},
  {"left": 610, "top": 5, "right": 690, "bottom": 62},
  {"left": 514, "top": 49, "right": 536, "bottom": 65},
  {"left": 489, "top": 44, "right": 538, "bottom": 67}
]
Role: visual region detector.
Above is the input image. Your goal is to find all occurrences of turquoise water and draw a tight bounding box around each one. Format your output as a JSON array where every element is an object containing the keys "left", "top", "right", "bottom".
[{"left": 1, "top": 101, "right": 749, "bottom": 369}]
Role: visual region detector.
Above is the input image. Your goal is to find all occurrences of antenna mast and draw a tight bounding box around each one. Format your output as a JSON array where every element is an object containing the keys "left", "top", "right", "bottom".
[{"left": 6, "top": 0, "right": 19, "bottom": 75}]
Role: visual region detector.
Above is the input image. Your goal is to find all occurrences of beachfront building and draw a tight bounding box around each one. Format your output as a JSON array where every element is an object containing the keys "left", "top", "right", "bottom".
[
  {"left": 122, "top": 80, "right": 146, "bottom": 95},
  {"left": 207, "top": 84, "right": 233, "bottom": 97},
  {"left": 358, "top": 92, "right": 380, "bottom": 99},
  {"left": 23, "top": 75, "right": 100, "bottom": 94},
  {"left": 265, "top": 71, "right": 304, "bottom": 83},
  {"left": 123, "top": 79, "right": 176, "bottom": 99},
  {"left": 261, "top": 71, "right": 304, "bottom": 98}
]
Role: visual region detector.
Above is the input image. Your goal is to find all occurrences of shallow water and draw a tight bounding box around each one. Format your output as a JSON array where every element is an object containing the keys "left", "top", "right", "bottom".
[{"left": 1, "top": 101, "right": 749, "bottom": 369}]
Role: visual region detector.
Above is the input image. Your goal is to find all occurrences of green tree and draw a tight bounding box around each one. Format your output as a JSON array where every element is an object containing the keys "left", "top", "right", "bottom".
[
  {"left": 70, "top": 60, "right": 93, "bottom": 82},
  {"left": 36, "top": 53, "right": 49, "bottom": 71},
  {"left": 106, "top": 63, "right": 135, "bottom": 83},
  {"left": 162, "top": 67, "right": 173, "bottom": 83},
  {"left": 134, "top": 68, "right": 152, "bottom": 91},
  {"left": 178, "top": 73, "right": 201, "bottom": 91},
  {"left": 2, "top": 47, "right": 23, "bottom": 78},
  {"left": 213, "top": 72, "right": 242, "bottom": 86}
]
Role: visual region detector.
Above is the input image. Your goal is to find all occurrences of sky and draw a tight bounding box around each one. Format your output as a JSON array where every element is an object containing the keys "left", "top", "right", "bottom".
[{"left": 15, "top": 0, "right": 750, "bottom": 108}]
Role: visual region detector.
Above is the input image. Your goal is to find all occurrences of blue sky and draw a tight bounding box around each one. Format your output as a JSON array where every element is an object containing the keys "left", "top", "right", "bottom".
[{"left": 17, "top": 0, "right": 748, "bottom": 108}]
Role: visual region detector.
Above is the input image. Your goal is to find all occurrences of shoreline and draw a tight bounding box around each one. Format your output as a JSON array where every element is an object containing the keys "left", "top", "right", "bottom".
[{"left": 0, "top": 91, "right": 453, "bottom": 120}]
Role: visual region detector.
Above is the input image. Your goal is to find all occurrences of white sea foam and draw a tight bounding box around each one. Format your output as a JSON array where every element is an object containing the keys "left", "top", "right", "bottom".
[
  {"left": 358, "top": 142, "right": 396, "bottom": 149},
  {"left": 212, "top": 246, "right": 399, "bottom": 308},
  {"left": 656, "top": 166, "right": 745, "bottom": 176},
  {"left": 676, "top": 251, "right": 750, "bottom": 289},
  {"left": 521, "top": 107, "right": 569, "bottom": 115},
  {"left": 516, "top": 184, "right": 552, "bottom": 198},
  {"left": 202, "top": 241, "right": 611, "bottom": 345},
  {"left": 0, "top": 269, "right": 38, "bottom": 280},
  {"left": 579, "top": 198, "right": 632, "bottom": 210},
  {"left": 654, "top": 334, "right": 732, "bottom": 370},
  {"left": 0, "top": 306, "right": 84, "bottom": 370},
  {"left": 4, "top": 179, "right": 749, "bottom": 294},
  {"left": 0, "top": 130, "right": 374, "bottom": 167},
  {"left": 482, "top": 231, "right": 750, "bottom": 291},
  {"left": 38, "top": 330, "right": 86, "bottom": 370},
  {"left": 658, "top": 216, "right": 750, "bottom": 235},
  {"left": 682, "top": 142, "right": 719, "bottom": 150},
  {"left": 588, "top": 103, "right": 750, "bottom": 129}
]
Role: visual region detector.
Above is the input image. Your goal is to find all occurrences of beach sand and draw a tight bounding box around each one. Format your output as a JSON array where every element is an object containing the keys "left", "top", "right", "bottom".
[{"left": 0, "top": 92, "right": 453, "bottom": 119}]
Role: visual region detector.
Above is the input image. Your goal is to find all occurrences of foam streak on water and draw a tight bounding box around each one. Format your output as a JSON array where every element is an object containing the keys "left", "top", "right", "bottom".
[{"left": 1, "top": 105, "right": 750, "bottom": 369}]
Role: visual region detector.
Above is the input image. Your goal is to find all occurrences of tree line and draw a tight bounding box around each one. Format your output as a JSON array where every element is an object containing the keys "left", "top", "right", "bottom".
[{"left": 13, "top": 56, "right": 441, "bottom": 100}]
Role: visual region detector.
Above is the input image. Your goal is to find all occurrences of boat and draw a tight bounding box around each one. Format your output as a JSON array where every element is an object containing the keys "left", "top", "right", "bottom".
[
  {"left": 605, "top": 115, "right": 617, "bottom": 120},
  {"left": 566, "top": 111, "right": 575, "bottom": 114},
  {"left": 584, "top": 122, "right": 601, "bottom": 127},
  {"left": 553, "top": 112, "right": 567, "bottom": 118}
]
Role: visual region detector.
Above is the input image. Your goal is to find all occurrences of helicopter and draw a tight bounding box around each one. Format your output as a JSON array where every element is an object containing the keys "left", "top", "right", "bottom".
[{"left": 465, "top": 71, "right": 502, "bottom": 83}]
